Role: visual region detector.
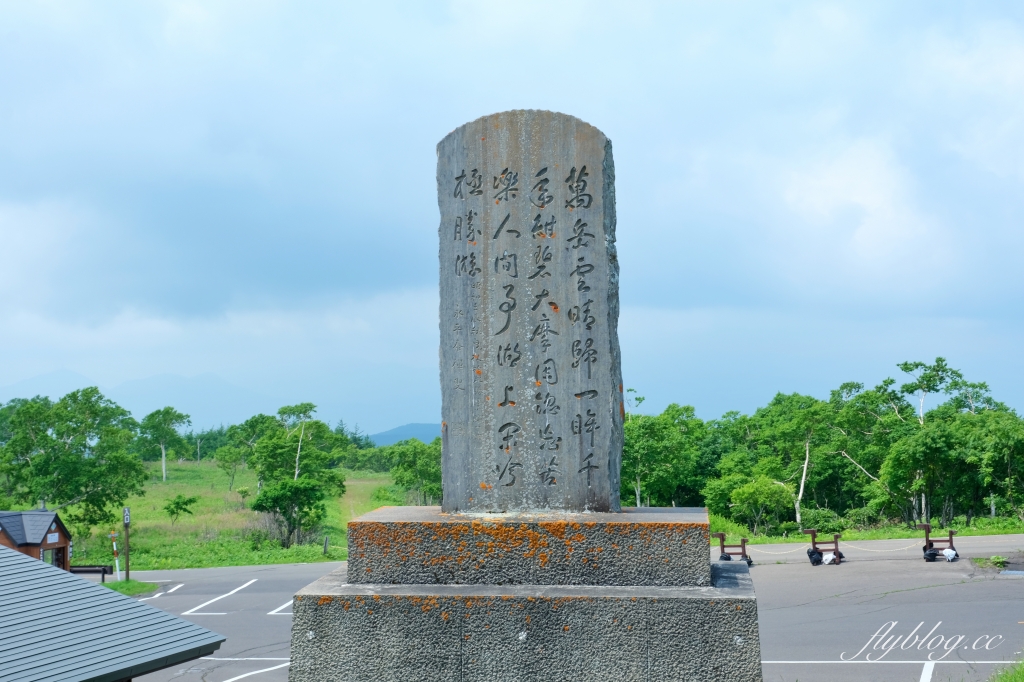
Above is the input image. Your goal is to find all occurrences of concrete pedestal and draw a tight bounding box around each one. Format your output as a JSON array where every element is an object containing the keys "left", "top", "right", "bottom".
[
  {"left": 289, "top": 563, "right": 759, "bottom": 682},
  {"left": 289, "top": 507, "right": 762, "bottom": 681}
]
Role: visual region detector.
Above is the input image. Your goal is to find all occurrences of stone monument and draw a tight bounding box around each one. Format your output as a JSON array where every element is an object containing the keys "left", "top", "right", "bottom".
[{"left": 289, "top": 111, "right": 763, "bottom": 682}]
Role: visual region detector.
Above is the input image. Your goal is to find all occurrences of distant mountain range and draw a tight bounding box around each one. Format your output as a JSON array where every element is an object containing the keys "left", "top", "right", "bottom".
[{"left": 368, "top": 423, "right": 442, "bottom": 446}]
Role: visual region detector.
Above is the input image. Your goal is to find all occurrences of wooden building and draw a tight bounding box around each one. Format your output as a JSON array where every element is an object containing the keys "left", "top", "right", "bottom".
[{"left": 0, "top": 510, "right": 73, "bottom": 570}]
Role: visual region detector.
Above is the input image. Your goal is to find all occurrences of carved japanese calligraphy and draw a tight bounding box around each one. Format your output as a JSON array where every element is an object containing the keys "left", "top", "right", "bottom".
[
  {"left": 565, "top": 165, "right": 593, "bottom": 209},
  {"left": 531, "top": 167, "right": 553, "bottom": 208},
  {"left": 531, "top": 214, "right": 556, "bottom": 239},
  {"left": 527, "top": 244, "right": 553, "bottom": 280},
  {"left": 529, "top": 312, "right": 559, "bottom": 352},
  {"left": 495, "top": 284, "right": 516, "bottom": 336},
  {"left": 497, "top": 343, "right": 522, "bottom": 367},
  {"left": 454, "top": 168, "right": 483, "bottom": 198},
  {"left": 493, "top": 168, "right": 519, "bottom": 203},
  {"left": 438, "top": 110, "right": 622, "bottom": 512}
]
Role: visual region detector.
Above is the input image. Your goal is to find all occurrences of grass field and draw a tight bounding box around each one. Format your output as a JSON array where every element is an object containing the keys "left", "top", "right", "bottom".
[
  {"left": 66, "top": 461, "right": 1024, "bottom": 568},
  {"left": 710, "top": 513, "right": 1024, "bottom": 545},
  {"left": 70, "top": 461, "right": 394, "bottom": 570}
]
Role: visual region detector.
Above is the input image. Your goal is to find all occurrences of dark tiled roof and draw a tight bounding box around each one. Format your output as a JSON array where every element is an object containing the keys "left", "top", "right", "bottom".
[
  {"left": 0, "top": 511, "right": 69, "bottom": 546},
  {"left": 0, "top": 546, "right": 225, "bottom": 682}
]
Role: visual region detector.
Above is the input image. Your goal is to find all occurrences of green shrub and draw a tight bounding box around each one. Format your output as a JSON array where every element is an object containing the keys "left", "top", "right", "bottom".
[
  {"left": 844, "top": 507, "right": 879, "bottom": 529},
  {"left": 776, "top": 521, "right": 800, "bottom": 536},
  {"left": 370, "top": 485, "right": 406, "bottom": 506},
  {"left": 800, "top": 507, "right": 847, "bottom": 535}
]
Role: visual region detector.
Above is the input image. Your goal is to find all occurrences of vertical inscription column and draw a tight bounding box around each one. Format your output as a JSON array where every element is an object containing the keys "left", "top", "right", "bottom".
[{"left": 438, "top": 110, "right": 622, "bottom": 513}]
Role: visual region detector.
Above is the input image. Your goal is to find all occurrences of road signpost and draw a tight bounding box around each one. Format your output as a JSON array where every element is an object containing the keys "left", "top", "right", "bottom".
[{"left": 123, "top": 507, "right": 131, "bottom": 581}]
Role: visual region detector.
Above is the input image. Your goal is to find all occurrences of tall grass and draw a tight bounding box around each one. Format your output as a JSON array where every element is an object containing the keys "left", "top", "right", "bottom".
[{"left": 70, "top": 462, "right": 394, "bottom": 569}]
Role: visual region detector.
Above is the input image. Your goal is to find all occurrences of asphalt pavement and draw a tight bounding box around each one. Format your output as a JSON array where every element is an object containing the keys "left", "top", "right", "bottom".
[{"left": 113, "top": 534, "right": 1024, "bottom": 682}]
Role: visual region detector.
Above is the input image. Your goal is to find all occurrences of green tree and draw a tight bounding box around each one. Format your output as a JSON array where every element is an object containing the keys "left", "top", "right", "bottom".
[
  {"left": 248, "top": 404, "right": 346, "bottom": 546},
  {"left": 621, "top": 410, "right": 692, "bottom": 507},
  {"left": 277, "top": 403, "right": 317, "bottom": 480},
  {"left": 0, "top": 389, "right": 146, "bottom": 528},
  {"left": 164, "top": 494, "right": 198, "bottom": 525},
  {"left": 388, "top": 438, "right": 442, "bottom": 505},
  {"left": 139, "top": 407, "right": 191, "bottom": 482},
  {"left": 227, "top": 414, "right": 279, "bottom": 465},
  {"left": 730, "top": 475, "right": 793, "bottom": 535},
  {"left": 214, "top": 445, "right": 245, "bottom": 490},
  {"left": 251, "top": 478, "right": 326, "bottom": 548}
]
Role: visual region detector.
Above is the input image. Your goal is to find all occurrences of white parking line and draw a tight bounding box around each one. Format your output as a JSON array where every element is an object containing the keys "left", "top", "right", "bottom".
[
  {"left": 221, "top": 662, "right": 290, "bottom": 681},
  {"left": 138, "top": 592, "right": 163, "bottom": 601},
  {"left": 167, "top": 583, "right": 184, "bottom": 593},
  {"left": 182, "top": 579, "right": 257, "bottom": 615},
  {"left": 267, "top": 600, "right": 293, "bottom": 615},
  {"left": 920, "top": 661, "right": 935, "bottom": 682}
]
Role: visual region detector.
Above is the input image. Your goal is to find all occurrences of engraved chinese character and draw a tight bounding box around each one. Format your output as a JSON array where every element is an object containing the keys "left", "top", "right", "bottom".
[
  {"left": 495, "top": 284, "right": 516, "bottom": 335},
  {"left": 531, "top": 214, "right": 556, "bottom": 239},
  {"left": 495, "top": 250, "right": 518, "bottom": 278},
  {"left": 534, "top": 391, "right": 560, "bottom": 415},
  {"left": 532, "top": 289, "right": 550, "bottom": 311},
  {"left": 575, "top": 389, "right": 599, "bottom": 400},
  {"left": 495, "top": 454, "right": 523, "bottom": 487},
  {"left": 453, "top": 377, "right": 466, "bottom": 391},
  {"left": 572, "top": 409, "right": 600, "bottom": 448},
  {"left": 565, "top": 166, "right": 593, "bottom": 209},
  {"left": 497, "top": 343, "right": 522, "bottom": 367},
  {"left": 499, "top": 385, "right": 516, "bottom": 407},
  {"left": 455, "top": 253, "right": 481, "bottom": 277},
  {"left": 567, "top": 219, "right": 594, "bottom": 249},
  {"left": 539, "top": 455, "right": 559, "bottom": 485},
  {"left": 493, "top": 168, "right": 519, "bottom": 203},
  {"left": 529, "top": 312, "right": 559, "bottom": 352},
  {"left": 531, "top": 167, "right": 554, "bottom": 208},
  {"left": 578, "top": 451, "right": 598, "bottom": 486},
  {"left": 498, "top": 422, "right": 521, "bottom": 451},
  {"left": 454, "top": 210, "right": 480, "bottom": 242},
  {"left": 492, "top": 213, "right": 521, "bottom": 239},
  {"left": 539, "top": 424, "right": 562, "bottom": 451},
  {"left": 571, "top": 338, "right": 597, "bottom": 379},
  {"left": 567, "top": 299, "right": 596, "bottom": 331},
  {"left": 527, "top": 245, "right": 553, "bottom": 280},
  {"left": 535, "top": 358, "right": 558, "bottom": 385},
  {"left": 570, "top": 255, "right": 593, "bottom": 292},
  {"left": 454, "top": 169, "right": 484, "bottom": 198}
]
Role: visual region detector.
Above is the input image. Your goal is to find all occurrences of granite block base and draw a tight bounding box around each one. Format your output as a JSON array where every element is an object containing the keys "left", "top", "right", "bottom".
[
  {"left": 346, "top": 506, "right": 711, "bottom": 587},
  {"left": 288, "top": 563, "right": 760, "bottom": 682}
]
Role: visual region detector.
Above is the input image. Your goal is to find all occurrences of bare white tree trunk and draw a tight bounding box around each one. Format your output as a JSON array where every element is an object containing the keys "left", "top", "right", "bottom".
[
  {"left": 160, "top": 443, "right": 167, "bottom": 482},
  {"left": 796, "top": 438, "right": 810, "bottom": 526},
  {"left": 294, "top": 422, "right": 306, "bottom": 480}
]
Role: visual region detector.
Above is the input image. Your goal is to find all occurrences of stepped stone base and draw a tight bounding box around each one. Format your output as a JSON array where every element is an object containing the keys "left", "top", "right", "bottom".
[
  {"left": 289, "top": 563, "right": 760, "bottom": 682},
  {"left": 346, "top": 506, "right": 711, "bottom": 587}
]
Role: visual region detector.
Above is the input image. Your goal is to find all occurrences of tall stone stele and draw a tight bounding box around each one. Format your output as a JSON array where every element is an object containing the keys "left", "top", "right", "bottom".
[
  {"left": 437, "top": 110, "right": 622, "bottom": 513},
  {"left": 288, "top": 111, "right": 763, "bottom": 682}
]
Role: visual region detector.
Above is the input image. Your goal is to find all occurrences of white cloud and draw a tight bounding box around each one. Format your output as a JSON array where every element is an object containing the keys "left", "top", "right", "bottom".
[
  {"left": 780, "top": 138, "right": 951, "bottom": 289},
  {"left": 0, "top": 199, "right": 85, "bottom": 305},
  {"left": 914, "top": 23, "right": 1024, "bottom": 181}
]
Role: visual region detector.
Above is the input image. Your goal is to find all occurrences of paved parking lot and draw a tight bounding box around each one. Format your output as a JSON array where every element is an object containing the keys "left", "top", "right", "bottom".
[{"left": 118, "top": 534, "right": 1024, "bottom": 682}]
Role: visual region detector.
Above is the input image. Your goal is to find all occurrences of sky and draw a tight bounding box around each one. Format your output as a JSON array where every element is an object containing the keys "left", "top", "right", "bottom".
[{"left": 2, "top": 1, "right": 1024, "bottom": 433}]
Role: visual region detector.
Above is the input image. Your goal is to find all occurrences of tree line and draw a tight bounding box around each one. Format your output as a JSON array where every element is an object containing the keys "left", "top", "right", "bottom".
[
  {"left": 0, "top": 390, "right": 438, "bottom": 547},
  {"left": 3, "top": 356, "right": 1020, "bottom": 542},
  {"left": 623, "top": 358, "right": 1024, "bottom": 535}
]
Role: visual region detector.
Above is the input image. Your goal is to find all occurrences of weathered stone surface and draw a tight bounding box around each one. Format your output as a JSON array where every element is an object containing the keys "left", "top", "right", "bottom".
[
  {"left": 288, "top": 563, "right": 760, "bottom": 682},
  {"left": 346, "top": 506, "right": 711, "bottom": 587},
  {"left": 437, "top": 110, "right": 622, "bottom": 513}
]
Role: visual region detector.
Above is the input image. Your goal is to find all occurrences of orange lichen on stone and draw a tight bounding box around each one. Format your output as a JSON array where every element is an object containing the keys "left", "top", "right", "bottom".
[
  {"left": 563, "top": 626, "right": 570, "bottom": 632},
  {"left": 318, "top": 596, "right": 333, "bottom": 605}
]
